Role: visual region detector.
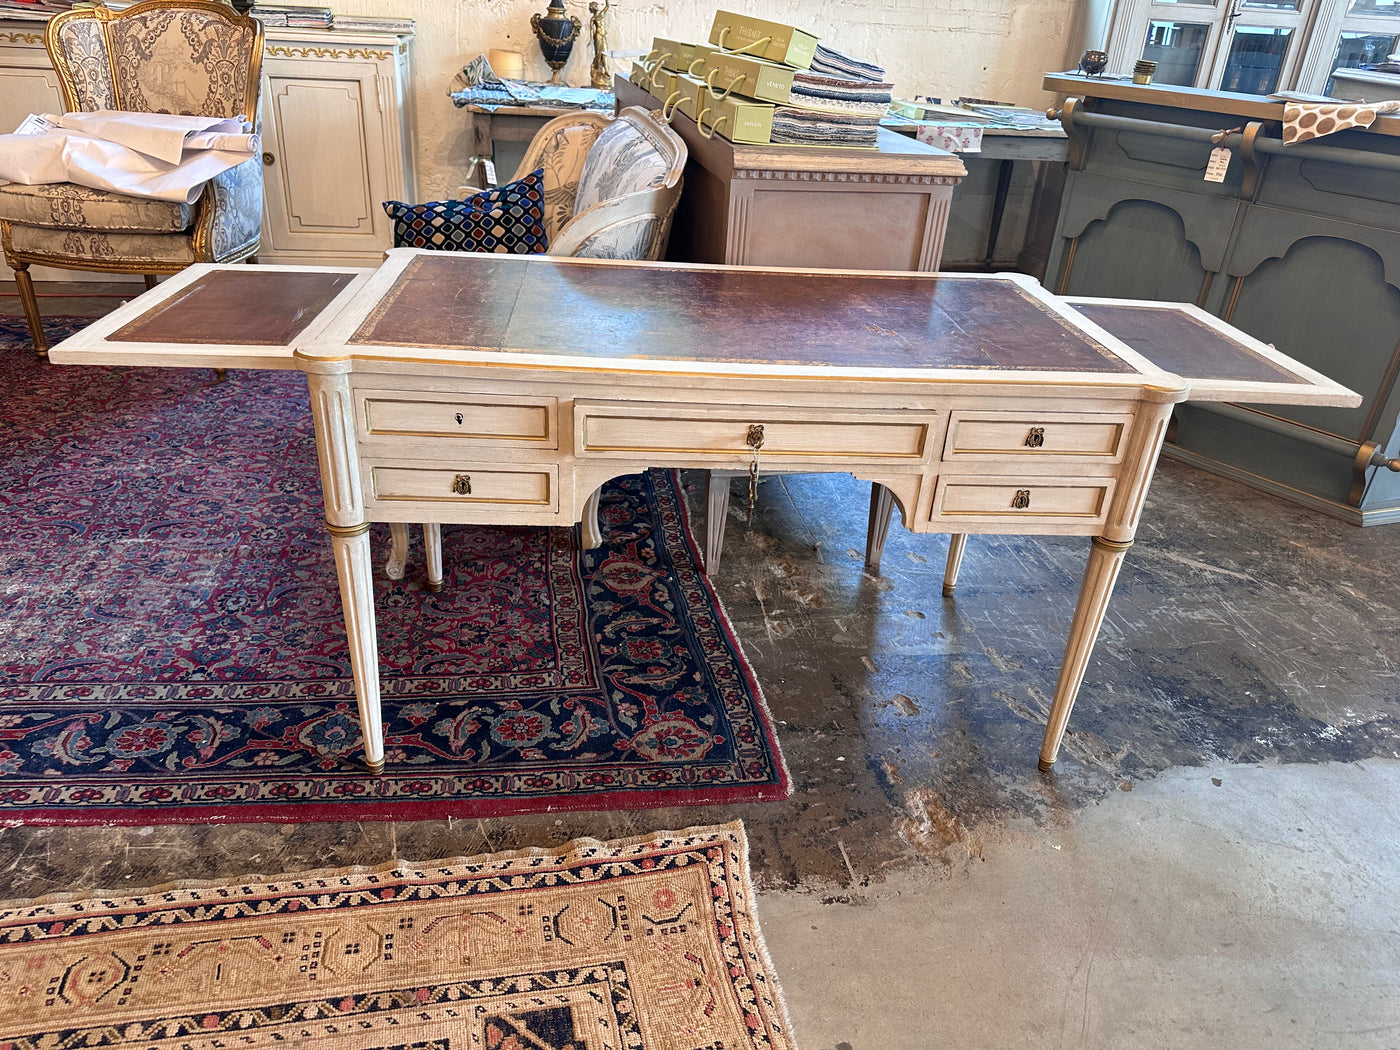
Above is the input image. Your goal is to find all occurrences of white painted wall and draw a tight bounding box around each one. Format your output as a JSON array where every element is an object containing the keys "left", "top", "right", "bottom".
[{"left": 331, "top": 0, "right": 1083, "bottom": 199}]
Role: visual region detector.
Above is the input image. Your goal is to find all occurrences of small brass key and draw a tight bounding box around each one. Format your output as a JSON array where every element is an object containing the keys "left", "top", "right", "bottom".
[{"left": 746, "top": 424, "right": 765, "bottom": 511}]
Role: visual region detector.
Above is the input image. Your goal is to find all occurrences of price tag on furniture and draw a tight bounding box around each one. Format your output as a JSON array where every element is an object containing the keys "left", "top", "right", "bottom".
[{"left": 1204, "top": 147, "right": 1230, "bottom": 182}]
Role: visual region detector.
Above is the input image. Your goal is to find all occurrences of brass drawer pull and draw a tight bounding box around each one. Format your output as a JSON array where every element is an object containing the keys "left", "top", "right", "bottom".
[
  {"left": 1025, "top": 427, "right": 1045, "bottom": 448},
  {"left": 1011, "top": 489, "right": 1031, "bottom": 509},
  {"left": 451, "top": 473, "right": 472, "bottom": 495}
]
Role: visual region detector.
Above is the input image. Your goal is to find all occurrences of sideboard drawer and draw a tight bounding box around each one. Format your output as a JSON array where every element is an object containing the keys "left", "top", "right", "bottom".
[
  {"left": 358, "top": 390, "right": 558, "bottom": 448},
  {"left": 929, "top": 476, "right": 1113, "bottom": 526},
  {"left": 943, "top": 411, "right": 1131, "bottom": 461},
  {"left": 367, "top": 463, "right": 558, "bottom": 508},
  {"left": 576, "top": 403, "right": 932, "bottom": 459}
]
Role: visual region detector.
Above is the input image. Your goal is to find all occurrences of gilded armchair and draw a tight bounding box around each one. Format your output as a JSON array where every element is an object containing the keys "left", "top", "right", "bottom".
[{"left": 0, "top": 0, "right": 264, "bottom": 356}]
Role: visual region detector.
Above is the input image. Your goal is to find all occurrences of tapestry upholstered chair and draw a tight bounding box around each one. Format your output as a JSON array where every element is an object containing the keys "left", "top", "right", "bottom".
[
  {"left": 509, "top": 105, "right": 687, "bottom": 261},
  {"left": 385, "top": 104, "right": 688, "bottom": 588},
  {"left": 0, "top": 0, "right": 264, "bottom": 356}
]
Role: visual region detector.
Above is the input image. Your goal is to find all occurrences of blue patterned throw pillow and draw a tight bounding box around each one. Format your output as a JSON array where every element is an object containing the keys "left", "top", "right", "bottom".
[{"left": 382, "top": 169, "right": 548, "bottom": 253}]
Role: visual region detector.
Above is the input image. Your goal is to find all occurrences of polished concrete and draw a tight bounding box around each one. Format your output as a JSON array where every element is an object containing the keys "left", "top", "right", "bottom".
[{"left": 3, "top": 286, "right": 1400, "bottom": 1047}]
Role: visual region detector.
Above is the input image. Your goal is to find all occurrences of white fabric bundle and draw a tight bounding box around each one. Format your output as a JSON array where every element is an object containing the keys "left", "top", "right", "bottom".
[
  {"left": 55, "top": 111, "right": 258, "bottom": 164},
  {"left": 0, "top": 111, "right": 260, "bottom": 203}
]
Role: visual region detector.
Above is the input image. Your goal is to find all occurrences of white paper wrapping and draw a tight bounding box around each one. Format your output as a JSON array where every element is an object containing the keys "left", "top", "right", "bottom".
[{"left": 0, "top": 111, "right": 260, "bottom": 203}]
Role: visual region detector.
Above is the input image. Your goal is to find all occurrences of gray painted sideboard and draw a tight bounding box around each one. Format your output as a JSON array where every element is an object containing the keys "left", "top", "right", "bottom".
[{"left": 1041, "top": 74, "right": 1400, "bottom": 525}]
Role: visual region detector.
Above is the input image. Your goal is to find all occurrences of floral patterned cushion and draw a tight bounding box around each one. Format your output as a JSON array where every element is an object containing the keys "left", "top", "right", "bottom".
[
  {"left": 0, "top": 182, "right": 192, "bottom": 232},
  {"left": 6, "top": 223, "right": 197, "bottom": 266},
  {"left": 383, "top": 169, "right": 548, "bottom": 254},
  {"left": 573, "top": 120, "right": 672, "bottom": 215},
  {"left": 530, "top": 122, "right": 603, "bottom": 242}
]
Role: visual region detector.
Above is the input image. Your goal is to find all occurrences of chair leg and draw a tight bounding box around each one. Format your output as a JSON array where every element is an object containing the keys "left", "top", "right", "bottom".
[
  {"left": 12, "top": 261, "right": 47, "bottom": 357},
  {"left": 385, "top": 522, "right": 409, "bottom": 580},
  {"left": 704, "top": 470, "right": 730, "bottom": 575},
  {"left": 943, "top": 533, "right": 968, "bottom": 596},
  {"left": 423, "top": 523, "right": 444, "bottom": 592},
  {"left": 143, "top": 274, "right": 158, "bottom": 289},
  {"left": 865, "top": 483, "right": 896, "bottom": 573}
]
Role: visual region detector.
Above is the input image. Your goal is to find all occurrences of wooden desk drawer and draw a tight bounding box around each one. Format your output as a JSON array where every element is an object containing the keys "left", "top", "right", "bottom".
[
  {"left": 367, "top": 463, "right": 557, "bottom": 508},
  {"left": 577, "top": 404, "right": 931, "bottom": 459},
  {"left": 929, "top": 476, "right": 1113, "bottom": 527},
  {"left": 358, "top": 390, "right": 558, "bottom": 448},
  {"left": 943, "top": 411, "right": 1130, "bottom": 461}
]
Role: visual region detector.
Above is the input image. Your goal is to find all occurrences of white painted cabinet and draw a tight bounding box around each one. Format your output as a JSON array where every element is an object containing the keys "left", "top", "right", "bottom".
[
  {"left": 258, "top": 26, "right": 416, "bottom": 266},
  {"left": 1, "top": 21, "right": 417, "bottom": 277}
]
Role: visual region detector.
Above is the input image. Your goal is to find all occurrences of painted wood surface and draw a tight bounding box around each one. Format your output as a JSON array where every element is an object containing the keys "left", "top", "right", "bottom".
[
  {"left": 45, "top": 252, "right": 1357, "bottom": 774},
  {"left": 1042, "top": 78, "right": 1400, "bottom": 523}
]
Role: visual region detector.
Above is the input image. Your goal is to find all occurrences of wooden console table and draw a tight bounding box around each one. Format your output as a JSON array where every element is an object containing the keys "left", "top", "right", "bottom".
[
  {"left": 49, "top": 251, "right": 1356, "bottom": 776},
  {"left": 614, "top": 76, "right": 966, "bottom": 271}
]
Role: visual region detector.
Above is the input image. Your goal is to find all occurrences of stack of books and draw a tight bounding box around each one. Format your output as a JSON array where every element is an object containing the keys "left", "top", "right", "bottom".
[
  {"left": 247, "top": 3, "right": 332, "bottom": 27},
  {"left": 0, "top": 0, "right": 73, "bottom": 21},
  {"left": 331, "top": 13, "right": 414, "bottom": 32}
]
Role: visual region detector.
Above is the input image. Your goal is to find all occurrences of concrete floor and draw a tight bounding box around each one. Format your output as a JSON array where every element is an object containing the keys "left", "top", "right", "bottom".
[{"left": 4, "top": 285, "right": 1400, "bottom": 1048}]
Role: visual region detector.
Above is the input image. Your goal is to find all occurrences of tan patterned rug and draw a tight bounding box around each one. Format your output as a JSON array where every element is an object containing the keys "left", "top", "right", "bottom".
[{"left": 0, "top": 821, "right": 795, "bottom": 1050}]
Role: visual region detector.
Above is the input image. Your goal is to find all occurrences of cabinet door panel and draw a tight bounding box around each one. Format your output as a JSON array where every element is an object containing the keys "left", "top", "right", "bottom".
[
  {"left": 263, "top": 71, "right": 392, "bottom": 254},
  {"left": 0, "top": 66, "right": 63, "bottom": 132}
]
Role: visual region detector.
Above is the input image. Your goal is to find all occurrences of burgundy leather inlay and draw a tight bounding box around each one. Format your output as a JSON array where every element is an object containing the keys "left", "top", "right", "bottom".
[
  {"left": 351, "top": 255, "right": 1136, "bottom": 374},
  {"left": 109, "top": 270, "right": 356, "bottom": 346},
  {"left": 1074, "top": 303, "right": 1307, "bottom": 385}
]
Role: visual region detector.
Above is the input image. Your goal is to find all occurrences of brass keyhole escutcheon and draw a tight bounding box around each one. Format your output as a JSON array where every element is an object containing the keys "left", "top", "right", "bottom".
[
  {"left": 455, "top": 412, "right": 464, "bottom": 425},
  {"left": 746, "top": 423, "right": 765, "bottom": 450},
  {"left": 262, "top": 151, "right": 275, "bottom": 166},
  {"left": 1025, "top": 427, "right": 1045, "bottom": 448},
  {"left": 1011, "top": 489, "right": 1031, "bottom": 509},
  {"left": 451, "top": 474, "right": 472, "bottom": 495}
]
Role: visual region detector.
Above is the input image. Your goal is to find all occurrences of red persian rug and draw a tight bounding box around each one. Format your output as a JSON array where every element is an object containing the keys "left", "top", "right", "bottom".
[{"left": 0, "top": 318, "right": 789, "bottom": 825}]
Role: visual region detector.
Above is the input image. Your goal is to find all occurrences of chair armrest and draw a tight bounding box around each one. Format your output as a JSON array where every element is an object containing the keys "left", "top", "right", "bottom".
[
  {"left": 193, "top": 155, "right": 263, "bottom": 262},
  {"left": 549, "top": 181, "right": 682, "bottom": 260}
]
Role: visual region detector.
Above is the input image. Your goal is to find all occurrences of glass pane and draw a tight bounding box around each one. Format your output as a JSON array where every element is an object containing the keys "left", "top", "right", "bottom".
[
  {"left": 1347, "top": 0, "right": 1400, "bottom": 16},
  {"left": 1143, "top": 0, "right": 1219, "bottom": 6},
  {"left": 1219, "top": 26, "right": 1293, "bottom": 94},
  {"left": 1242, "top": 0, "right": 1300, "bottom": 10},
  {"left": 1143, "top": 21, "right": 1211, "bottom": 85},
  {"left": 1325, "top": 32, "right": 1400, "bottom": 92}
]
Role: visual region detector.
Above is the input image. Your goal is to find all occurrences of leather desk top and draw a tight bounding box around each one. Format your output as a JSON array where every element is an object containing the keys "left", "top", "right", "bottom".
[
  {"left": 1073, "top": 302, "right": 1306, "bottom": 386},
  {"left": 111, "top": 270, "right": 358, "bottom": 347},
  {"left": 349, "top": 254, "right": 1135, "bottom": 374}
]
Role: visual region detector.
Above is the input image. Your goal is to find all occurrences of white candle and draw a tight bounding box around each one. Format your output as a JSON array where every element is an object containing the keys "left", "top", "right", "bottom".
[{"left": 488, "top": 48, "right": 525, "bottom": 80}]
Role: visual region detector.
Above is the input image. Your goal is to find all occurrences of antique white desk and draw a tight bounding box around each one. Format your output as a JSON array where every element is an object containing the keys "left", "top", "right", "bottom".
[{"left": 49, "top": 250, "right": 1358, "bottom": 775}]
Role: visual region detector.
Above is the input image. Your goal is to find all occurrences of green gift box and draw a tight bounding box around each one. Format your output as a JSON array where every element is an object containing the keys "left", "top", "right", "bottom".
[
  {"left": 708, "top": 10, "right": 818, "bottom": 70},
  {"left": 698, "top": 51, "right": 794, "bottom": 104},
  {"left": 649, "top": 36, "right": 702, "bottom": 73},
  {"left": 696, "top": 91, "right": 774, "bottom": 144},
  {"left": 646, "top": 66, "right": 680, "bottom": 104}
]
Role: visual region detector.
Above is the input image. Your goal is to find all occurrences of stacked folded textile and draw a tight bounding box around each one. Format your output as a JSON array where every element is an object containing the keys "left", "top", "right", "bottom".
[
  {"left": 809, "top": 43, "right": 885, "bottom": 82},
  {"left": 770, "top": 106, "right": 882, "bottom": 146},
  {"left": 771, "top": 45, "right": 890, "bottom": 147}
]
